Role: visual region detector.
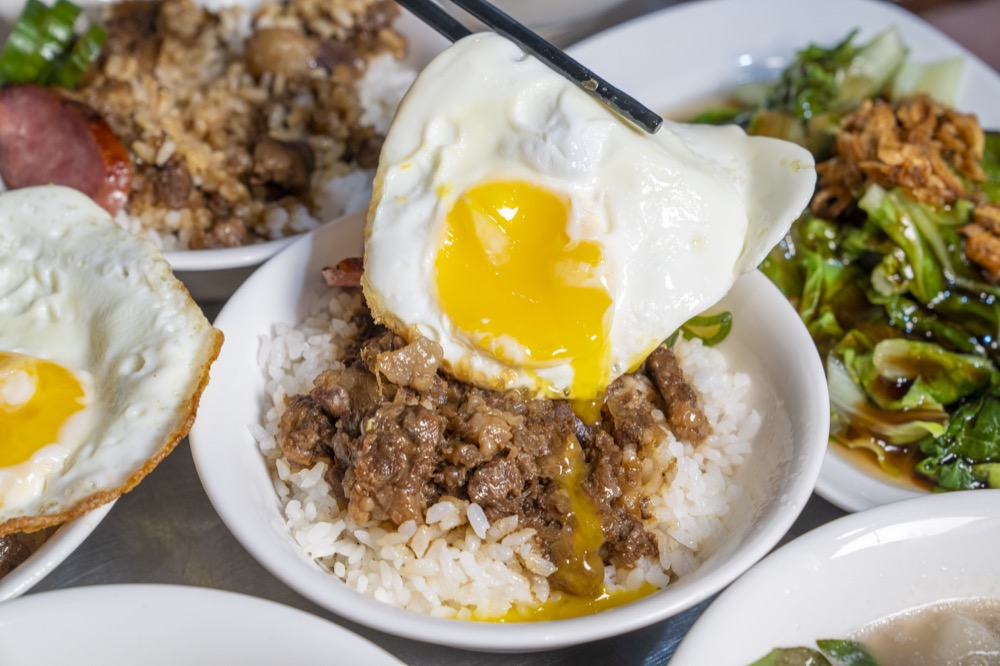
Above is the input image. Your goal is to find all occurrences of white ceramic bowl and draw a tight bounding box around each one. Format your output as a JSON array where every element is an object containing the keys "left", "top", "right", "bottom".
[
  {"left": 189, "top": 210, "right": 830, "bottom": 651},
  {"left": 671, "top": 489, "right": 1000, "bottom": 664}
]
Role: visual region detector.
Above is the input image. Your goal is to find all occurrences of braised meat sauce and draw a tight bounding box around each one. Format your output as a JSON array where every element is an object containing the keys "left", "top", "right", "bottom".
[{"left": 276, "top": 303, "right": 712, "bottom": 597}]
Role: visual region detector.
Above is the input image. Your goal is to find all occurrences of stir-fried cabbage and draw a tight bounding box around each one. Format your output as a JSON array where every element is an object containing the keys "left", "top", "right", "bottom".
[{"left": 696, "top": 27, "right": 1000, "bottom": 491}]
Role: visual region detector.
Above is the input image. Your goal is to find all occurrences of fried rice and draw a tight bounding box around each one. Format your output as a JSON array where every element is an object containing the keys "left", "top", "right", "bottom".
[{"left": 74, "top": 0, "right": 416, "bottom": 250}]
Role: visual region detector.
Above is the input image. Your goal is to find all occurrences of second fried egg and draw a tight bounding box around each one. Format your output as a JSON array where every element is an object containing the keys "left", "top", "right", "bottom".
[{"left": 0, "top": 185, "right": 222, "bottom": 534}]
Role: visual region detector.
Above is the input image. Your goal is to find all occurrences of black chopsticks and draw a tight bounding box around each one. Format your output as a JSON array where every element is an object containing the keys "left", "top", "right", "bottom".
[
  {"left": 398, "top": 0, "right": 472, "bottom": 42},
  {"left": 394, "top": 0, "right": 663, "bottom": 134}
]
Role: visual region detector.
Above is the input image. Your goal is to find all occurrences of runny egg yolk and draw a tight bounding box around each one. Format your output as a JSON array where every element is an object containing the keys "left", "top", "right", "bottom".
[
  {"left": 0, "top": 352, "right": 88, "bottom": 467},
  {"left": 435, "top": 180, "right": 612, "bottom": 418}
]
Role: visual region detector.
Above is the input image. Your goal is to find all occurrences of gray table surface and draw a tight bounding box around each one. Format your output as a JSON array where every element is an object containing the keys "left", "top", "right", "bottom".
[{"left": 26, "top": 0, "right": 974, "bottom": 662}]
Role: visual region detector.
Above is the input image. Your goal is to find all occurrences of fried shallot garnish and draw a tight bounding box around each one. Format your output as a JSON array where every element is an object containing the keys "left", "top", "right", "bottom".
[
  {"left": 961, "top": 204, "right": 1000, "bottom": 282},
  {"left": 812, "top": 94, "right": 986, "bottom": 219}
]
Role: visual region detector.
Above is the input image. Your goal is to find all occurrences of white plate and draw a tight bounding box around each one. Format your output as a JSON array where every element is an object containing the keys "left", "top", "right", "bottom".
[
  {"left": 570, "top": 0, "right": 1000, "bottom": 514},
  {"left": 460, "top": 0, "right": 629, "bottom": 35},
  {"left": 0, "top": 584, "right": 403, "bottom": 665},
  {"left": 189, "top": 209, "right": 829, "bottom": 651},
  {"left": 670, "top": 489, "right": 1000, "bottom": 665}
]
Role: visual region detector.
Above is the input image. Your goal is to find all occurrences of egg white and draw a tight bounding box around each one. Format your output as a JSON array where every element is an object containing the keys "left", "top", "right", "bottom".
[
  {"left": 0, "top": 186, "right": 222, "bottom": 528},
  {"left": 363, "top": 33, "right": 815, "bottom": 399}
]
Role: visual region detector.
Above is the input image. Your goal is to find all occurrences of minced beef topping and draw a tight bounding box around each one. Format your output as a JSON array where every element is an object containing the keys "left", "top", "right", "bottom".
[{"left": 275, "top": 305, "right": 713, "bottom": 596}]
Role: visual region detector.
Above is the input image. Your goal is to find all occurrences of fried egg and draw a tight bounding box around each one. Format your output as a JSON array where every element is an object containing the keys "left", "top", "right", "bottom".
[
  {"left": 362, "top": 33, "right": 815, "bottom": 412},
  {"left": 0, "top": 186, "right": 222, "bottom": 534}
]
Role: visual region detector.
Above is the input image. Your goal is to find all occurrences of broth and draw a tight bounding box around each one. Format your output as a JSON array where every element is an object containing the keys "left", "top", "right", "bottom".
[{"left": 854, "top": 598, "right": 1000, "bottom": 666}]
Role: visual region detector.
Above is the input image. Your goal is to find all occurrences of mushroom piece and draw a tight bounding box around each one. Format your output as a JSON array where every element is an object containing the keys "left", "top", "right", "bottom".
[{"left": 244, "top": 28, "right": 323, "bottom": 78}]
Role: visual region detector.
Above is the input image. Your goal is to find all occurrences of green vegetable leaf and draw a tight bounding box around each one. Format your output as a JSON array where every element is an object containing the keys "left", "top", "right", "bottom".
[
  {"left": 860, "top": 184, "right": 990, "bottom": 294},
  {"left": 679, "top": 311, "right": 733, "bottom": 346},
  {"left": 743, "top": 27, "right": 907, "bottom": 154},
  {"left": 918, "top": 447, "right": 979, "bottom": 490},
  {"left": 917, "top": 386, "right": 1000, "bottom": 489},
  {"left": 750, "top": 647, "right": 834, "bottom": 666},
  {"left": 816, "top": 639, "right": 881, "bottom": 666},
  {"left": 869, "top": 338, "right": 995, "bottom": 410},
  {"left": 835, "top": 27, "right": 908, "bottom": 106},
  {"left": 827, "top": 351, "right": 946, "bottom": 452},
  {"left": 760, "top": 236, "right": 805, "bottom": 299},
  {"left": 872, "top": 291, "right": 996, "bottom": 360},
  {"left": 750, "top": 647, "right": 833, "bottom": 666},
  {"left": 858, "top": 185, "right": 948, "bottom": 304},
  {"left": 766, "top": 29, "right": 861, "bottom": 120},
  {"left": 984, "top": 131, "right": 1000, "bottom": 204},
  {"left": 748, "top": 640, "right": 881, "bottom": 666},
  {"left": 972, "top": 462, "right": 1000, "bottom": 488},
  {"left": 0, "top": 0, "right": 104, "bottom": 89}
]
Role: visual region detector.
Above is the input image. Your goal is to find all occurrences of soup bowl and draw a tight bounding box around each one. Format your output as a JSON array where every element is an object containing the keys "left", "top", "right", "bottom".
[{"left": 672, "top": 490, "right": 1000, "bottom": 664}]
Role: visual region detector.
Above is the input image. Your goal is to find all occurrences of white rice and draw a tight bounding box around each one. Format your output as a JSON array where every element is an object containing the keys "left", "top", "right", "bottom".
[{"left": 253, "top": 289, "right": 758, "bottom": 619}]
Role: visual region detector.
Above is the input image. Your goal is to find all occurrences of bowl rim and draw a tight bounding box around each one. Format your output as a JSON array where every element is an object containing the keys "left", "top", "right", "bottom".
[
  {"left": 162, "top": 237, "right": 297, "bottom": 272},
  {"left": 0, "top": 583, "right": 405, "bottom": 664}
]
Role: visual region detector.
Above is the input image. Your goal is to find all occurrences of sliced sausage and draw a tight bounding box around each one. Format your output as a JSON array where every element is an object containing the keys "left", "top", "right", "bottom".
[
  {"left": 322, "top": 256, "right": 364, "bottom": 287},
  {"left": 0, "top": 84, "right": 133, "bottom": 215},
  {"left": 245, "top": 28, "right": 323, "bottom": 79}
]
